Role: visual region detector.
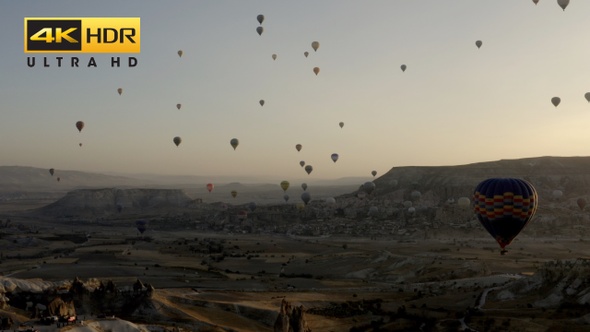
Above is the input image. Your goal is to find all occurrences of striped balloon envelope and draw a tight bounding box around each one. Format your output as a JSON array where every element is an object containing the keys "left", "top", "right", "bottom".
[{"left": 473, "top": 178, "right": 538, "bottom": 254}]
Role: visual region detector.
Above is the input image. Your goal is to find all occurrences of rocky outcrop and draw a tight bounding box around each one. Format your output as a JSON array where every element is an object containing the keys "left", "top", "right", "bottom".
[
  {"left": 374, "top": 156, "right": 590, "bottom": 205},
  {"left": 494, "top": 259, "right": 590, "bottom": 308},
  {"left": 48, "top": 297, "right": 75, "bottom": 317},
  {"left": 0, "top": 276, "right": 154, "bottom": 319},
  {"left": 274, "top": 299, "right": 311, "bottom": 332},
  {"left": 37, "top": 188, "right": 193, "bottom": 217}
]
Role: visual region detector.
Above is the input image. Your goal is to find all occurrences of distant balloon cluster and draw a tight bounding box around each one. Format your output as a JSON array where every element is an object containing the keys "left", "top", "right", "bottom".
[{"left": 54, "top": 1, "right": 576, "bottom": 222}]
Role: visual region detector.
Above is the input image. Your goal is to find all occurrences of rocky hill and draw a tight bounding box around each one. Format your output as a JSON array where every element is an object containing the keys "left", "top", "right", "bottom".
[
  {"left": 370, "top": 156, "right": 590, "bottom": 204},
  {"left": 36, "top": 188, "right": 194, "bottom": 217}
]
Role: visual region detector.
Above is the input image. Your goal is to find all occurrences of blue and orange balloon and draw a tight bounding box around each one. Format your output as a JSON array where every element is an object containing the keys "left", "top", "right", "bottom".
[{"left": 473, "top": 178, "right": 538, "bottom": 254}]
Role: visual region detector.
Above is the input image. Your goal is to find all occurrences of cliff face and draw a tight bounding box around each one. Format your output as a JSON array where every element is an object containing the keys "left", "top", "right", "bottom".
[
  {"left": 37, "top": 188, "right": 193, "bottom": 217},
  {"left": 273, "top": 299, "right": 311, "bottom": 332},
  {"left": 374, "top": 156, "right": 590, "bottom": 202}
]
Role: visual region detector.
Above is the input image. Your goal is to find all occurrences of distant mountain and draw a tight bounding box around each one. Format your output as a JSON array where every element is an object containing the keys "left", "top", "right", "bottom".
[
  {"left": 0, "top": 166, "right": 153, "bottom": 192},
  {"left": 0, "top": 166, "right": 372, "bottom": 194},
  {"left": 100, "top": 172, "right": 263, "bottom": 186},
  {"left": 101, "top": 172, "right": 371, "bottom": 187},
  {"left": 22, "top": 156, "right": 590, "bottom": 224},
  {"left": 6, "top": 156, "right": 590, "bottom": 203},
  {"left": 309, "top": 176, "right": 372, "bottom": 186}
]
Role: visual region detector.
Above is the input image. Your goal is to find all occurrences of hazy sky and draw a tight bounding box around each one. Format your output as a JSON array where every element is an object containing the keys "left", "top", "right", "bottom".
[{"left": 1, "top": 1, "right": 589, "bottom": 181}]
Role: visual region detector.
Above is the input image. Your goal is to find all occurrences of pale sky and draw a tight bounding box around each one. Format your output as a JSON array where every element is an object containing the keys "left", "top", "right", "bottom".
[{"left": 1, "top": 1, "right": 589, "bottom": 181}]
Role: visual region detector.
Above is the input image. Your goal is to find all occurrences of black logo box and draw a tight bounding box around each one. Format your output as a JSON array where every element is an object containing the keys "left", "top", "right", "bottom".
[{"left": 27, "top": 20, "right": 82, "bottom": 51}]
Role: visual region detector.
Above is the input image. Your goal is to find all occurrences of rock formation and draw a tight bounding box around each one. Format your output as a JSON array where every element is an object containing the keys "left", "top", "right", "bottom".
[
  {"left": 48, "top": 297, "right": 76, "bottom": 317},
  {"left": 374, "top": 156, "right": 590, "bottom": 205},
  {"left": 37, "top": 188, "right": 193, "bottom": 217},
  {"left": 273, "top": 298, "right": 311, "bottom": 332}
]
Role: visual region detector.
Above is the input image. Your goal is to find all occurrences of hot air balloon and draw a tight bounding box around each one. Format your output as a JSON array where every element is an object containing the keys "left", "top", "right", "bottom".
[
  {"left": 304, "top": 165, "right": 313, "bottom": 175},
  {"left": 331, "top": 153, "right": 339, "bottom": 163},
  {"left": 206, "top": 183, "right": 214, "bottom": 193},
  {"left": 301, "top": 192, "right": 311, "bottom": 205},
  {"left": 248, "top": 202, "right": 257, "bottom": 212},
  {"left": 283, "top": 194, "right": 290, "bottom": 203},
  {"left": 304, "top": 51, "right": 309, "bottom": 58},
  {"left": 557, "top": 0, "right": 569, "bottom": 11},
  {"left": 176, "top": 104, "right": 181, "bottom": 110},
  {"left": 411, "top": 190, "right": 422, "bottom": 201},
  {"left": 272, "top": 54, "right": 277, "bottom": 61},
  {"left": 577, "top": 198, "right": 587, "bottom": 211},
  {"left": 178, "top": 50, "right": 183, "bottom": 57},
  {"left": 231, "top": 190, "right": 238, "bottom": 198},
  {"left": 552, "top": 189, "right": 563, "bottom": 200},
  {"left": 301, "top": 183, "right": 308, "bottom": 191},
  {"left": 259, "top": 100, "right": 265, "bottom": 107},
  {"left": 313, "top": 67, "right": 320, "bottom": 75},
  {"left": 368, "top": 206, "right": 379, "bottom": 217},
  {"left": 458, "top": 197, "right": 471, "bottom": 207},
  {"left": 256, "top": 26, "right": 263, "bottom": 36},
  {"left": 136, "top": 220, "right": 148, "bottom": 234},
  {"left": 325, "top": 197, "right": 336, "bottom": 206},
  {"left": 362, "top": 181, "right": 376, "bottom": 195},
  {"left": 475, "top": 40, "right": 482, "bottom": 49},
  {"left": 237, "top": 210, "right": 248, "bottom": 221},
  {"left": 551, "top": 97, "right": 561, "bottom": 107},
  {"left": 280, "top": 180, "right": 290, "bottom": 192},
  {"left": 117, "top": 88, "right": 123, "bottom": 95},
  {"left": 473, "top": 178, "right": 538, "bottom": 254},
  {"left": 371, "top": 170, "right": 377, "bottom": 177},
  {"left": 230, "top": 138, "right": 239, "bottom": 150},
  {"left": 299, "top": 161, "right": 305, "bottom": 167},
  {"left": 311, "top": 41, "right": 320, "bottom": 52},
  {"left": 296, "top": 144, "right": 302, "bottom": 152},
  {"left": 400, "top": 64, "right": 407, "bottom": 72},
  {"left": 339, "top": 122, "right": 344, "bottom": 129},
  {"left": 79, "top": 143, "right": 83, "bottom": 147},
  {"left": 57, "top": 177, "right": 61, "bottom": 182},
  {"left": 532, "top": 0, "right": 539, "bottom": 4},
  {"left": 585, "top": 92, "right": 590, "bottom": 102},
  {"left": 408, "top": 207, "right": 416, "bottom": 214},
  {"left": 403, "top": 200, "right": 413, "bottom": 208},
  {"left": 75, "top": 121, "right": 84, "bottom": 132},
  {"left": 257, "top": 14, "right": 264, "bottom": 24},
  {"left": 173, "top": 136, "right": 182, "bottom": 147}
]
